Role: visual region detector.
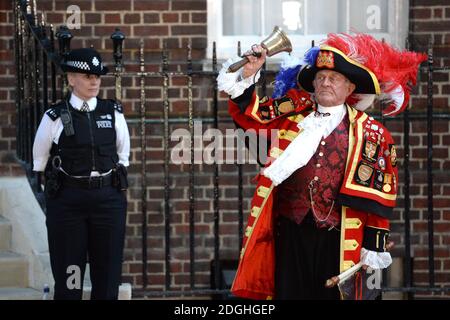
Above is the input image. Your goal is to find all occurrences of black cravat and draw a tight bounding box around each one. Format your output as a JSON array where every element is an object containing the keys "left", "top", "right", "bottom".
[{"left": 314, "top": 110, "right": 330, "bottom": 117}]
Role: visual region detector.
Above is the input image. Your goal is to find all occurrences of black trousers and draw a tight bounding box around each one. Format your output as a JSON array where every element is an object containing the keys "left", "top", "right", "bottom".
[
  {"left": 275, "top": 213, "right": 341, "bottom": 300},
  {"left": 45, "top": 185, "right": 127, "bottom": 300}
]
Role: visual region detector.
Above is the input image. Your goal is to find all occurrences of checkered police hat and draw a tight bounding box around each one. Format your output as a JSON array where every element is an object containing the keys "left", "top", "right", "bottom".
[{"left": 60, "top": 48, "right": 109, "bottom": 75}]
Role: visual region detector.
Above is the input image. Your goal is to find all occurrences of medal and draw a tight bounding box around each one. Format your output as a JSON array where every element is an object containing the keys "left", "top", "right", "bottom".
[{"left": 383, "top": 173, "right": 393, "bottom": 193}]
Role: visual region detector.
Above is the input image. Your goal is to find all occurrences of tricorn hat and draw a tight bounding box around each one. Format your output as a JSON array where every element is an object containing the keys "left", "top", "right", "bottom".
[
  {"left": 297, "top": 33, "right": 427, "bottom": 116},
  {"left": 60, "top": 47, "right": 109, "bottom": 76},
  {"left": 298, "top": 46, "right": 380, "bottom": 95}
]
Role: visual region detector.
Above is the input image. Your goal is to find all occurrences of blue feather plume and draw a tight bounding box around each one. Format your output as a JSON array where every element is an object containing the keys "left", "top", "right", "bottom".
[
  {"left": 272, "top": 64, "right": 302, "bottom": 99},
  {"left": 304, "top": 46, "right": 320, "bottom": 65},
  {"left": 271, "top": 47, "right": 320, "bottom": 99}
]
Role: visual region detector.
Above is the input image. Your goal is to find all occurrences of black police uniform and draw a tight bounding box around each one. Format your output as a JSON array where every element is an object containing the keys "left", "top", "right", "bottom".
[{"left": 34, "top": 48, "right": 129, "bottom": 300}]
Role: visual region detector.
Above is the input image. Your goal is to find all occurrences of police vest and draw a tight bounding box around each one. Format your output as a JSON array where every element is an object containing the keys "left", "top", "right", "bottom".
[{"left": 47, "top": 98, "right": 121, "bottom": 176}]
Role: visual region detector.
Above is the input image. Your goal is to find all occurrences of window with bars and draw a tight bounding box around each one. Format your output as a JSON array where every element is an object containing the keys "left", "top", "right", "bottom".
[{"left": 207, "top": 0, "right": 409, "bottom": 62}]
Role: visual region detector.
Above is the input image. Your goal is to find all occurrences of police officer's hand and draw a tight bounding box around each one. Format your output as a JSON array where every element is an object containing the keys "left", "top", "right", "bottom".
[{"left": 242, "top": 44, "right": 267, "bottom": 79}]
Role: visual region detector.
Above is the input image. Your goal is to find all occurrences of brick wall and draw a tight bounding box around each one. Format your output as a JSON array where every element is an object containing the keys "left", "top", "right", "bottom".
[
  {"left": 1, "top": 0, "right": 449, "bottom": 298},
  {"left": 0, "top": 0, "right": 22, "bottom": 175}
]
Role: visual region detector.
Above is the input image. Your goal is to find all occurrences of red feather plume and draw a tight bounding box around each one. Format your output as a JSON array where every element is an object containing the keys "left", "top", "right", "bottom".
[{"left": 323, "top": 33, "right": 427, "bottom": 116}]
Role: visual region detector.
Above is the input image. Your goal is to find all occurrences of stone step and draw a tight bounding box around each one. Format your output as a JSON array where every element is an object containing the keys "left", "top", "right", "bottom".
[
  {"left": 0, "top": 287, "right": 42, "bottom": 300},
  {"left": 0, "top": 216, "right": 12, "bottom": 251},
  {"left": 0, "top": 251, "right": 29, "bottom": 288}
]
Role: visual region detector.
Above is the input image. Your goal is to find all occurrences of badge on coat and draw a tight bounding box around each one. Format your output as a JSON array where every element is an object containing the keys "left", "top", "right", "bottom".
[
  {"left": 362, "top": 139, "right": 379, "bottom": 163},
  {"left": 377, "top": 157, "right": 386, "bottom": 171},
  {"left": 389, "top": 144, "right": 397, "bottom": 167},
  {"left": 374, "top": 170, "right": 384, "bottom": 191},
  {"left": 259, "top": 96, "right": 269, "bottom": 104},
  {"left": 274, "top": 97, "right": 295, "bottom": 116},
  {"left": 355, "top": 161, "right": 374, "bottom": 187},
  {"left": 259, "top": 105, "right": 272, "bottom": 120}
]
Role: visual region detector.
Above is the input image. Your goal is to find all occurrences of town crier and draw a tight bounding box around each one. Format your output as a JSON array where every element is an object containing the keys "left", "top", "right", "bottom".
[{"left": 217, "top": 33, "right": 426, "bottom": 299}]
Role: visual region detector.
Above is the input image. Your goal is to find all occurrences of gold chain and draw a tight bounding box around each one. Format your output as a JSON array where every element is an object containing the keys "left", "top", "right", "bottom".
[{"left": 308, "top": 180, "right": 339, "bottom": 231}]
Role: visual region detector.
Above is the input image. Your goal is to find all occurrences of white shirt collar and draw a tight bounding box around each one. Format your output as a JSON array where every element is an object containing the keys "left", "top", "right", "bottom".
[
  {"left": 317, "top": 103, "right": 346, "bottom": 115},
  {"left": 70, "top": 93, "right": 97, "bottom": 111},
  {"left": 314, "top": 103, "right": 347, "bottom": 139}
]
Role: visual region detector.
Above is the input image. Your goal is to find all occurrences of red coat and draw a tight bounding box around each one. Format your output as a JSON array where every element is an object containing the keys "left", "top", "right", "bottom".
[{"left": 229, "top": 88, "right": 398, "bottom": 300}]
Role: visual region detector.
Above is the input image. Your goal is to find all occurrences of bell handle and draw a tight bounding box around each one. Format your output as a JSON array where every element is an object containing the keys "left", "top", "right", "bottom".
[{"left": 227, "top": 57, "right": 250, "bottom": 73}]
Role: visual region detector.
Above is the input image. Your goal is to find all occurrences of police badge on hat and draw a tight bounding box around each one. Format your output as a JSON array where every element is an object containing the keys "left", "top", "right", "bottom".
[{"left": 60, "top": 48, "right": 109, "bottom": 75}]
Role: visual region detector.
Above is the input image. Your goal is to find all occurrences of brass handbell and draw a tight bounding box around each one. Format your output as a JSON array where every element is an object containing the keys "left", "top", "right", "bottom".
[{"left": 227, "top": 26, "right": 292, "bottom": 73}]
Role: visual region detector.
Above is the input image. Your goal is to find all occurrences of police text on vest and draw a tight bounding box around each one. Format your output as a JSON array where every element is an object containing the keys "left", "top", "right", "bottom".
[{"left": 96, "top": 120, "right": 112, "bottom": 128}]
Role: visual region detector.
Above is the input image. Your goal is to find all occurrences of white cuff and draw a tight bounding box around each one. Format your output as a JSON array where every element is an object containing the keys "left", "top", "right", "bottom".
[
  {"left": 217, "top": 58, "right": 260, "bottom": 99},
  {"left": 360, "top": 247, "right": 392, "bottom": 269}
]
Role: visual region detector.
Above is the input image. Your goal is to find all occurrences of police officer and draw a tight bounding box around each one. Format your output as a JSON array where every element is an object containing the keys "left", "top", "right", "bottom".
[{"left": 32, "top": 48, "right": 130, "bottom": 300}]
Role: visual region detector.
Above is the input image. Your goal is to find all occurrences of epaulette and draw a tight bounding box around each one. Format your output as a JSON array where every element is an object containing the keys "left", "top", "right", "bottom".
[
  {"left": 45, "top": 102, "right": 64, "bottom": 121},
  {"left": 110, "top": 99, "right": 123, "bottom": 113}
]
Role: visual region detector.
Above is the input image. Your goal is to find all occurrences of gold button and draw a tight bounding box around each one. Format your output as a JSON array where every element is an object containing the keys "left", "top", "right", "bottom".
[
  {"left": 316, "top": 163, "right": 321, "bottom": 168},
  {"left": 314, "top": 176, "right": 319, "bottom": 181},
  {"left": 319, "top": 152, "right": 324, "bottom": 157},
  {"left": 321, "top": 141, "right": 326, "bottom": 145}
]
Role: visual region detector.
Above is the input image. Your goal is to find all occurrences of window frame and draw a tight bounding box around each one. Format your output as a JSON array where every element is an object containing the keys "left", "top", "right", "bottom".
[{"left": 207, "top": 0, "right": 410, "bottom": 64}]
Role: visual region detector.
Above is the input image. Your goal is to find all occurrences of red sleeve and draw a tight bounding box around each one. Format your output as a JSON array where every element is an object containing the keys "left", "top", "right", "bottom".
[
  {"left": 228, "top": 89, "right": 313, "bottom": 140},
  {"left": 228, "top": 91, "right": 288, "bottom": 136}
]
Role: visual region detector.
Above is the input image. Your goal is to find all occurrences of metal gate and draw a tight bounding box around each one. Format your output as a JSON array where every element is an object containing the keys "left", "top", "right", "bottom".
[{"left": 12, "top": 0, "right": 450, "bottom": 298}]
